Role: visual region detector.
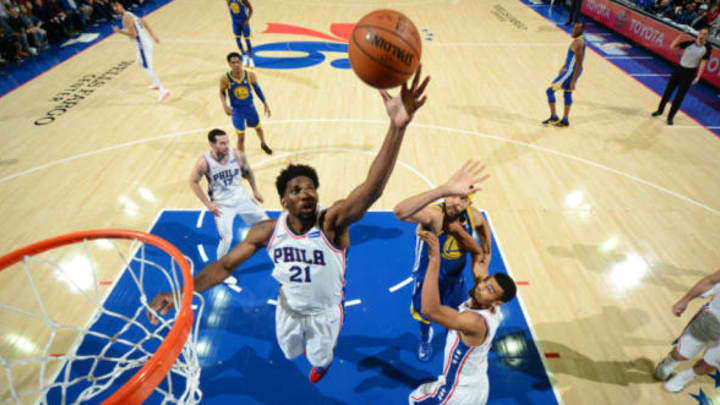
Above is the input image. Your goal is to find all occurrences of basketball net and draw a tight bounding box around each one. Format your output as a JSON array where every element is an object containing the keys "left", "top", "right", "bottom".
[{"left": 0, "top": 230, "right": 204, "bottom": 404}]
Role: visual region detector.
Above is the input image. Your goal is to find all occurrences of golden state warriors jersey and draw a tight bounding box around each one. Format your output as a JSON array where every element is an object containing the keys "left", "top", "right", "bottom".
[
  {"left": 227, "top": 0, "right": 248, "bottom": 24},
  {"left": 226, "top": 71, "right": 253, "bottom": 108},
  {"left": 412, "top": 204, "right": 475, "bottom": 280}
]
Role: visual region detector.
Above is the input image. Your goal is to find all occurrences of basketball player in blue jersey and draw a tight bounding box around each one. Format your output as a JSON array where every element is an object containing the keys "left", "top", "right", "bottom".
[
  {"left": 149, "top": 66, "right": 431, "bottom": 383},
  {"left": 226, "top": 0, "right": 255, "bottom": 67},
  {"left": 394, "top": 161, "right": 493, "bottom": 362},
  {"left": 542, "top": 21, "right": 585, "bottom": 127},
  {"left": 409, "top": 230, "right": 516, "bottom": 405},
  {"left": 110, "top": 1, "right": 169, "bottom": 102},
  {"left": 220, "top": 52, "right": 273, "bottom": 155}
]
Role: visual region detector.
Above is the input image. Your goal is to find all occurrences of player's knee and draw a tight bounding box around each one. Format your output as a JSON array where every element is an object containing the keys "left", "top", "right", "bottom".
[
  {"left": 545, "top": 87, "right": 555, "bottom": 103},
  {"left": 563, "top": 91, "right": 573, "bottom": 105}
]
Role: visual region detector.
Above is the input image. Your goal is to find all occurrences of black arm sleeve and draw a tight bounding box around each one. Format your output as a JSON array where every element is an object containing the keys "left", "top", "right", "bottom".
[
  {"left": 702, "top": 44, "right": 712, "bottom": 61},
  {"left": 677, "top": 40, "right": 694, "bottom": 49}
]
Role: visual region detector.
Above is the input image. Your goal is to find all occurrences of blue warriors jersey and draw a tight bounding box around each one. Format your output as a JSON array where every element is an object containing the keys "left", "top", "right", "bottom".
[
  {"left": 410, "top": 204, "right": 478, "bottom": 323},
  {"left": 562, "top": 37, "right": 585, "bottom": 73},
  {"left": 551, "top": 37, "right": 585, "bottom": 91},
  {"left": 226, "top": 71, "right": 254, "bottom": 108},
  {"left": 412, "top": 204, "right": 475, "bottom": 280},
  {"left": 227, "top": 0, "right": 248, "bottom": 24}
]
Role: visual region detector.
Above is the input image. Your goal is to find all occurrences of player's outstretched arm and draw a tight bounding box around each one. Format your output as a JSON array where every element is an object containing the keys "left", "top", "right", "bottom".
[
  {"left": 141, "top": 18, "right": 159, "bottom": 43},
  {"left": 146, "top": 219, "right": 275, "bottom": 324},
  {"left": 469, "top": 207, "right": 492, "bottom": 278},
  {"left": 394, "top": 160, "right": 488, "bottom": 225},
  {"left": 672, "top": 270, "right": 720, "bottom": 317},
  {"left": 418, "top": 230, "right": 488, "bottom": 338},
  {"left": 324, "top": 66, "right": 430, "bottom": 233}
]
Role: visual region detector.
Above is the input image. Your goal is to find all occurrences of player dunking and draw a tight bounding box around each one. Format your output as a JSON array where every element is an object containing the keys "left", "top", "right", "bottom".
[
  {"left": 111, "top": 1, "right": 169, "bottom": 102},
  {"left": 226, "top": 0, "right": 255, "bottom": 67},
  {"left": 221, "top": 52, "right": 272, "bottom": 155},
  {"left": 149, "top": 66, "right": 430, "bottom": 383},
  {"left": 409, "top": 229, "right": 516, "bottom": 405},
  {"left": 190, "top": 129, "right": 267, "bottom": 260},
  {"left": 542, "top": 21, "right": 585, "bottom": 127},
  {"left": 394, "top": 161, "right": 493, "bottom": 362}
]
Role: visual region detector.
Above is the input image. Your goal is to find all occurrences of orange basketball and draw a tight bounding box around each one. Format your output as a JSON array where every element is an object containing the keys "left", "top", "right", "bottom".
[{"left": 348, "top": 9, "right": 422, "bottom": 89}]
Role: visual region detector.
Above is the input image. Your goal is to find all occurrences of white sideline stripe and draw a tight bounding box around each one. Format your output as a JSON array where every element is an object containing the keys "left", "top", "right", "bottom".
[
  {"left": 630, "top": 73, "right": 670, "bottom": 77},
  {"left": 196, "top": 210, "right": 205, "bottom": 228},
  {"left": 267, "top": 299, "right": 277, "bottom": 306},
  {"left": 344, "top": 299, "right": 361, "bottom": 307},
  {"left": 389, "top": 277, "right": 413, "bottom": 293},
  {"left": 197, "top": 245, "right": 208, "bottom": 263}
]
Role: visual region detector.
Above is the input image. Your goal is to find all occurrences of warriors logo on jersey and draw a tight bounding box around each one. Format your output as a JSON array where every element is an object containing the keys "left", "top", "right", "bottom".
[
  {"left": 233, "top": 86, "right": 249, "bottom": 100},
  {"left": 442, "top": 233, "right": 464, "bottom": 260}
]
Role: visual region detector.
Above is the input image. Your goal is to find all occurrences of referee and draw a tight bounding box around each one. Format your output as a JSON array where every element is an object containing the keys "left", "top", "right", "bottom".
[{"left": 652, "top": 28, "right": 712, "bottom": 125}]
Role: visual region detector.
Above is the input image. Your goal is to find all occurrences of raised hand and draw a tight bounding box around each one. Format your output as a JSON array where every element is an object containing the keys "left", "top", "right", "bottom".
[
  {"left": 379, "top": 64, "right": 430, "bottom": 128},
  {"left": 146, "top": 292, "right": 175, "bottom": 325},
  {"left": 417, "top": 229, "right": 439, "bottom": 255},
  {"left": 443, "top": 160, "right": 489, "bottom": 197}
]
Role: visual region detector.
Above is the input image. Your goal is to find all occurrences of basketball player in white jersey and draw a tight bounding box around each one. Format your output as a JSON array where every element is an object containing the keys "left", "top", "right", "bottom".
[
  {"left": 190, "top": 129, "right": 267, "bottom": 259},
  {"left": 409, "top": 229, "right": 516, "bottom": 405},
  {"left": 148, "top": 66, "right": 430, "bottom": 383},
  {"left": 111, "top": 1, "right": 169, "bottom": 102},
  {"left": 655, "top": 269, "right": 720, "bottom": 393}
]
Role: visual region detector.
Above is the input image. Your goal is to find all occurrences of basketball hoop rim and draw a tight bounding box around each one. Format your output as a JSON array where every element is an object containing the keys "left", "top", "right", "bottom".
[{"left": 0, "top": 229, "right": 195, "bottom": 405}]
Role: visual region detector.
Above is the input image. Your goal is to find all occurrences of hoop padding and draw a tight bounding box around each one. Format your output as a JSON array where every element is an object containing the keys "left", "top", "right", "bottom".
[{"left": 0, "top": 229, "right": 195, "bottom": 405}]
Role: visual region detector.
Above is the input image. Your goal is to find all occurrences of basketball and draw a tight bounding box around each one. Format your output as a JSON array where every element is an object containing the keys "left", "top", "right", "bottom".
[{"left": 348, "top": 9, "right": 422, "bottom": 89}]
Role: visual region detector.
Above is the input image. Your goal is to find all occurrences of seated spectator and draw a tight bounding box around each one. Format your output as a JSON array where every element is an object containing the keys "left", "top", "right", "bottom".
[
  {"left": 86, "top": 0, "right": 114, "bottom": 23},
  {"left": 694, "top": 2, "right": 719, "bottom": 29},
  {"left": 676, "top": 2, "right": 699, "bottom": 25},
  {"left": 19, "top": 1, "right": 48, "bottom": 49},
  {"left": 636, "top": 0, "right": 655, "bottom": 10},
  {"left": 7, "top": 6, "right": 37, "bottom": 55},
  {"left": 650, "top": 0, "right": 673, "bottom": 16},
  {"left": 18, "top": 1, "right": 48, "bottom": 48},
  {"left": 59, "top": 0, "right": 92, "bottom": 27},
  {"left": 0, "top": 22, "right": 23, "bottom": 63},
  {"left": 32, "top": 0, "right": 70, "bottom": 43}
]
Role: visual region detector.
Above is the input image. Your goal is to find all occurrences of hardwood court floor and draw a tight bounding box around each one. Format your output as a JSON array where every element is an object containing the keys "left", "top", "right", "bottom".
[{"left": 1, "top": 0, "right": 719, "bottom": 404}]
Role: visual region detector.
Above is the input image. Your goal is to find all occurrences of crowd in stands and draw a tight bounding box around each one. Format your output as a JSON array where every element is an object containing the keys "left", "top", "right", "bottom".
[
  {"left": 634, "top": 0, "right": 720, "bottom": 34},
  {"left": 0, "top": 0, "right": 148, "bottom": 66}
]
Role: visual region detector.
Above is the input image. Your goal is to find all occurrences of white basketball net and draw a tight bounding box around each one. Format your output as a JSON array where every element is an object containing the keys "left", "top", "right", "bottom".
[{"left": 0, "top": 237, "right": 204, "bottom": 405}]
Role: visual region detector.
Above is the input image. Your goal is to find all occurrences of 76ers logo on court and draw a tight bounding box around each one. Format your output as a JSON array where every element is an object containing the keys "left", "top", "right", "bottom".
[{"left": 252, "top": 23, "right": 354, "bottom": 70}]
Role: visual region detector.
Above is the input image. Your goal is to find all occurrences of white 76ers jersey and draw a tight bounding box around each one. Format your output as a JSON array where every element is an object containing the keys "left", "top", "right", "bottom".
[
  {"left": 204, "top": 151, "right": 249, "bottom": 204},
  {"left": 267, "top": 211, "right": 347, "bottom": 314},
  {"left": 435, "top": 301, "right": 502, "bottom": 401}
]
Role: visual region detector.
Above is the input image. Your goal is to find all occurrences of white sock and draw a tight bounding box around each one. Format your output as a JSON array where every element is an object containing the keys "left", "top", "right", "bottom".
[
  {"left": 665, "top": 357, "right": 680, "bottom": 369},
  {"left": 143, "top": 68, "right": 165, "bottom": 92}
]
